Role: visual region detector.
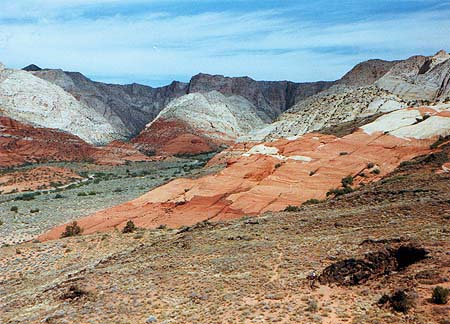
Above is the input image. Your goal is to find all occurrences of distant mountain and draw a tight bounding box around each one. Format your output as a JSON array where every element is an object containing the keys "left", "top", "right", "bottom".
[
  {"left": 132, "top": 91, "right": 267, "bottom": 155},
  {"left": 0, "top": 64, "right": 122, "bottom": 144},
  {"left": 30, "top": 69, "right": 334, "bottom": 139},
  {"left": 250, "top": 50, "right": 450, "bottom": 141}
]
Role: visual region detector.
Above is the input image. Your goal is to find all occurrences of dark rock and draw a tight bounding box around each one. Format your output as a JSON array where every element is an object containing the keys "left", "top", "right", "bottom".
[{"left": 319, "top": 245, "right": 428, "bottom": 286}]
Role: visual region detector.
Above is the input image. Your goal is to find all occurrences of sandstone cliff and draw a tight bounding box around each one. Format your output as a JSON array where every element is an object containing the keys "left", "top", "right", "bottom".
[{"left": 0, "top": 64, "right": 121, "bottom": 144}]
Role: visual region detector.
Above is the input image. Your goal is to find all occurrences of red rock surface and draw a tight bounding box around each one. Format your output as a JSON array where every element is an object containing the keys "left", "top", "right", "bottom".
[
  {"left": 0, "top": 117, "right": 150, "bottom": 168},
  {"left": 132, "top": 118, "right": 220, "bottom": 156},
  {"left": 41, "top": 126, "right": 439, "bottom": 240},
  {"left": 0, "top": 166, "right": 81, "bottom": 193}
]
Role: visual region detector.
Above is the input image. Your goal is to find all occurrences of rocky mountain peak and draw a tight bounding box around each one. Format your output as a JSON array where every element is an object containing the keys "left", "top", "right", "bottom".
[
  {"left": 22, "top": 64, "right": 42, "bottom": 71},
  {"left": 435, "top": 49, "right": 448, "bottom": 57}
]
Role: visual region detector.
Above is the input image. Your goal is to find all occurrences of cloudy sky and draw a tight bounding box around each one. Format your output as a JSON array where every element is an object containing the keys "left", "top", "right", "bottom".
[{"left": 1, "top": 0, "right": 449, "bottom": 86}]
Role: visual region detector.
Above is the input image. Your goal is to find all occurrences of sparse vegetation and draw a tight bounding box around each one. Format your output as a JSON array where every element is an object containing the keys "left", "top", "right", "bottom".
[
  {"left": 77, "top": 192, "right": 88, "bottom": 197},
  {"left": 326, "top": 177, "right": 354, "bottom": 197},
  {"left": 430, "top": 135, "right": 450, "bottom": 149},
  {"left": 54, "top": 194, "right": 64, "bottom": 199},
  {"left": 284, "top": 205, "right": 300, "bottom": 212},
  {"left": 302, "top": 198, "right": 321, "bottom": 205},
  {"left": 371, "top": 168, "right": 381, "bottom": 175},
  {"left": 10, "top": 206, "right": 18, "bottom": 213},
  {"left": 30, "top": 208, "right": 39, "bottom": 213},
  {"left": 380, "top": 290, "right": 416, "bottom": 314},
  {"left": 61, "top": 221, "right": 83, "bottom": 238},
  {"left": 122, "top": 220, "right": 137, "bottom": 234},
  {"left": 432, "top": 286, "right": 449, "bottom": 305},
  {"left": 15, "top": 192, "right": 39, "bottom": 201}
]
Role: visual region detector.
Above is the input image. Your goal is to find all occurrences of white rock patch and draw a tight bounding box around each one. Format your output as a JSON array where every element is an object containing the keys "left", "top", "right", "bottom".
[
  {"left": 361, "top": 109, "right": 422, "bottom": 135},
  {"left": 243, "top": 144, "right": 312, "bottom": 162},
  {"left": 390, "top": 116, "right": 450, "bottom": 139}
]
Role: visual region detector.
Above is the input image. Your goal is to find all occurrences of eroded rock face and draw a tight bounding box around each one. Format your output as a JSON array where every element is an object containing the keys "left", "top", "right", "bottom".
[
  {"left": 250, "top": 51, "right": 450, "bottom": 141},
  {"left": 40, "top": 107, "right": 449, "bottom": 240},
  {"left": 0, "top": 117, "right": 150, "bottom": 168},
  {"left": 377, "top": 51, "right": 450, "bottom": 101},
  {"left": 0, "top": 66, "right": 121, "bottom": 144},
  {"left": 32, "top": 69, "right": 334, "bottom": 140},
  {"left": 337, "top": 59, "right": 399, "bottom": 87},
  {"left": 32, "top": 69, "right": 189, "bottom": 137},
  {"left": 132, "top": 91, "right": 267, "bottom": 155},
  {"left": 188, "top": 73, "right": 333, "bottom": 121}
]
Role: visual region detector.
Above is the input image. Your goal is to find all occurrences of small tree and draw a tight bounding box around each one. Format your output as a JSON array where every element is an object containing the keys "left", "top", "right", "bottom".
[
  {"left": 61, "top": 221, "right": 82, "bottom": 238},
  {"left": 122, "top": 220, "right": 137, "bottom": 234}
]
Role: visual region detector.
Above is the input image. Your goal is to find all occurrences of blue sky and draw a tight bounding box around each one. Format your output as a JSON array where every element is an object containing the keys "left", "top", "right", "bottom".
[{"left": 0, "top": 0, "right": 449, "bottom": 86}]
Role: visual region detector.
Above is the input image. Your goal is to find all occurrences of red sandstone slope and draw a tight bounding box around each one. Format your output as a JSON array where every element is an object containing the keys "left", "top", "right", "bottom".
[
  {"left": 131, "top": 118, "right": 218, "bottom": 156},
  {"left": 0, "top": 166, "right": 82, "bottom": 193},
  {"left": 40, "top": 107, "right": 450, "bottom": 240},
  {"left": 0, "top": 117, "right": 150, "bottom": 168}
]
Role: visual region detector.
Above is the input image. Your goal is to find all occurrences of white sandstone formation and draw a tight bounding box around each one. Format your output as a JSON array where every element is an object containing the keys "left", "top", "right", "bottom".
[{"left": 0, "top": 64, "right": 122, "bottom": 144}]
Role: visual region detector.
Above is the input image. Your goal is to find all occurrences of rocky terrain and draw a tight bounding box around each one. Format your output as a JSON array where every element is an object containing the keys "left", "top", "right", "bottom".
[
  {"left": 0, "top": 116, "right": 150, "bottom": 168},
  {"left": 254, "top": 51, "right": 450, "bottom": 141},
  {"left": 377, "top": 50, "right": 450, "bottom": 101},
  {"left": 1, "top": 142, "right": 449, "bottom": 323},
  {"left": 30, "top": 67, "right": 333, "bottom": 141},
  {"left": 0, "top": 63, "right": 121, "bottom": 144},
  {"left": 40, "top": 106, "right": 450, "bottom": 239},
  {"left": 30, "top": 67, "right": 188, "bottom": 137},
  {"left": 132, "top": 91, "right": 267, "bottom": 155}
]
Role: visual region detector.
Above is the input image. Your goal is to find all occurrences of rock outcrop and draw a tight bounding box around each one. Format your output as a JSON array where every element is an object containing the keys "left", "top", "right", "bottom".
[
  {"left": 40, "top": 106, "right": 450, "bottom": 239},
  {"left": 31, "top": 69, "right": 188, "bottom": 137},
  {"left": 132, "top": 91, "right": 267, "bottom": 155},
  {"left": 0, "top": 117, "right": 150, "bottom": 168},
  {"left": 32, "top": 69, "right": 334, "bottom": 139},
  {"left": 376, "top": 50, "right": 450, "bottom": 101},
  {"left": 188, "top": 73, "right": 333, "bottom": 121},
  {"left": 0, "top": 64, "right": 121, "bottom": 144},
  {"left": 251, "top": 50, "right": 450, "bottom": 141}
]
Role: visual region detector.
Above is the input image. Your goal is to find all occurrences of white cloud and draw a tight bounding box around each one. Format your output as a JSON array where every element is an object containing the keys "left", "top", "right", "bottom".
[{"left": 0, "top": 2, "right": 449, "bottom": 84}]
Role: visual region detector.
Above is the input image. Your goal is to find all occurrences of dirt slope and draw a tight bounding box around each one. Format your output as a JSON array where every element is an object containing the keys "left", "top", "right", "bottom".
[{"left": 1, "top": 143, "right": 449, "bottom": 323}]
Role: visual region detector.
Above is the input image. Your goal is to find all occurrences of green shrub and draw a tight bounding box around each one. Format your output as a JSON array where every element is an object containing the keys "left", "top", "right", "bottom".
[
  {"left": 30, "top": 208, "right": 39, "bottom": 213},
  {"left": 367, "top": 162, "right": 375, "bottom": 169},
  {"left": 432, "top": 286, "right": 449, "bottom": 305},
  {"left": 371, "top": 168, "right": 381, "bottom": 175},
  {"left": 390, "top": 290, "right": 415, "bottom": 313},
  {"left": 303, "top": 199, "right": 321, "bottom": 205},
  {"left": 341, "top": 175, "right": 354, "bottom": 187},
  {"left": 326, "top": 186, "right": 354, "bottom": 197},
  {"left": 122, "top": 220, "right": 137, "bottom": 234},
  {"left": 54, "top": 194, "right": 64, "bottom": 199},
  {"left": 88, "top": 191, "right": 97, "bottom": 196},
  {"left": 113, "top": 188, "right": 123, "bottom": 193},
  {"left": 284, "top": 205, "right": 300, "bottom": 212},
  {"left": 77, "top": 192, "right": 88, "bottom": 197},
  {"left": 61, "top": 221, "right": 83, "bottom": 238},
  {"left": 274, "top": 163, "right": 282, "bottom": 169},
  {"left": 15, "top": 192, "right": 37, "bottom": 201},
  {"left": 10, "top": 206, "right": 18, "bottom": 212}
]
